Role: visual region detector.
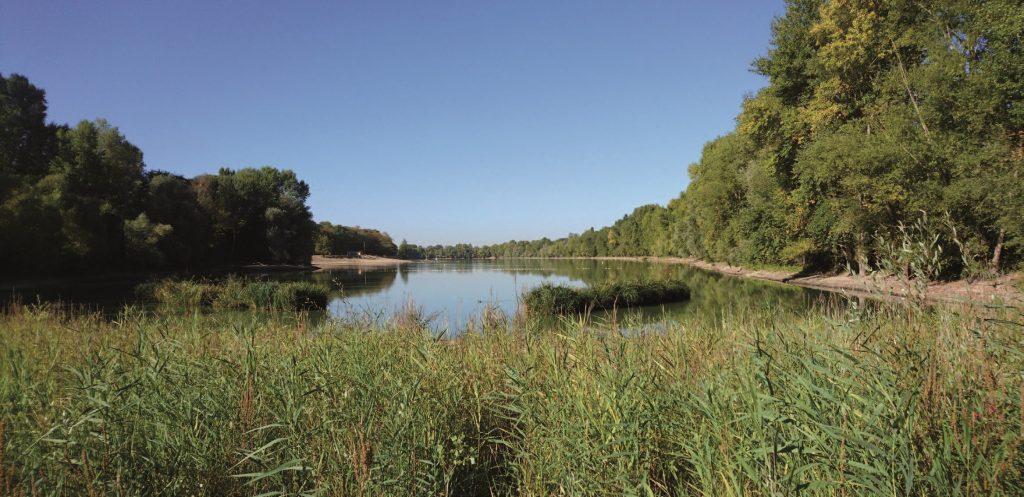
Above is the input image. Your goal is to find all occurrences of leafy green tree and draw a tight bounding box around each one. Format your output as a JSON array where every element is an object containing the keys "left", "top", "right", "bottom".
[
  {"left": 144, "top": 173, "right": 209, "bottom": 267},
  {"left": 0, "top": 73, "right": 58, "bottom": 182},
  {"left": 315, "top": 222, "right": 396, "bottom": 257},
  {"left": 123, "top": 213, "right": 173, "bottom": 268},
  {"left": 48, "top": 119, "right": 146, "bottom": 268},
  {"left": 195, "top": 167, "right": 314, "bottom": 265},
  {"left": 0, "top": 74, "right": 62, "bottom": 271}
]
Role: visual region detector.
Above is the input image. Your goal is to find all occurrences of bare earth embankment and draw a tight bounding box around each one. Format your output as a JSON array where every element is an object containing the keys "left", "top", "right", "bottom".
[
  {"left": 310, "top": 254, "right": 410, "bottom": 269},
  {"left": 586, "top": 256, "right": 1024, "bottom": 304}
]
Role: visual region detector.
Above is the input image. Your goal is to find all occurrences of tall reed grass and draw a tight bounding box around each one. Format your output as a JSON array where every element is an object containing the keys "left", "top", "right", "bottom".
[
  {"left": 0, "top": 298, "right": 1021, "bottom": 496},
  {"left": 135, "top": 277, "right": 329, "bottom": 310}
]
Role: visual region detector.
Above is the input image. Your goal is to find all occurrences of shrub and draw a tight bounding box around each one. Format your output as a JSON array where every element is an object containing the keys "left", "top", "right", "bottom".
[
  {"left": 524, "top": 280, "right": 690, "bottom": 316},
  {"left": 276, "top": 282, "right": 329, "bottom": 310},
  {"left": 139, "top": 278, "right": 330, "bottom": 311}
]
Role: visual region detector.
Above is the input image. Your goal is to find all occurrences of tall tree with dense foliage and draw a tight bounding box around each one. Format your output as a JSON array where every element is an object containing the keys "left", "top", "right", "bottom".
[
  {"left": 193, "top": 167, "right": 315, "bottom": 265},
  {"left": 0, "top": 74, "right": 63, "bottom": 271},
  {"left": 0, "top": 73, "right": 318, "bottom": 275}
]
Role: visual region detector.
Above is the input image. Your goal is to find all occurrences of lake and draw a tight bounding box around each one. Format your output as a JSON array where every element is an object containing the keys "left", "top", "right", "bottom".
[
  {"left": 313, "top": 259, "right": 833, "bottom": 331},
  {"left": 4, "top": 259, "right": 832, "bottom": 332}
]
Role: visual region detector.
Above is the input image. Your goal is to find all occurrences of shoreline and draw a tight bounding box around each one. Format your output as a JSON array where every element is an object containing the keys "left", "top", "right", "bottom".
[
  {"left": 570, "top": 256, "right": 1023, "bottom": 305},
  {"left": 0, "top": 255, "right": 412, "bottom": 291}
]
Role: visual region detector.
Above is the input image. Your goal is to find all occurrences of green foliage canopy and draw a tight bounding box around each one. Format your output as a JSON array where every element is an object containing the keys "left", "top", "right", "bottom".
[{"left": 0, "top": 73, "right": 317, "bottom": 274}]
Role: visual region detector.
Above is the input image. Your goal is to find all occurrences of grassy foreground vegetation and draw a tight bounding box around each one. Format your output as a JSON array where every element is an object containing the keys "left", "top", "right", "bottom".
[
  {"left": 1, "top": 300, "right": 1021, "bottom": 496},
  {"left": 523, "top": 281, "right": 690, "bottom": 316},
  {"left": 135, "top": 278, "right": 330, "bottom": 311}
]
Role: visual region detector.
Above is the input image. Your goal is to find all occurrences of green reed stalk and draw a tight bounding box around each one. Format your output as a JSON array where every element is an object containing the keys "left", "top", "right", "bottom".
[{"left": 0, "top": 299, "right": 1020, "bottom": 496}]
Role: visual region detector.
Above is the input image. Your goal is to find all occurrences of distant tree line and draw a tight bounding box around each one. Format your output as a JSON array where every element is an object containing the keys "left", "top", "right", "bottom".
[
  {"left": 395, "top": 205, "right": 673, "bottom": 260},
  {"left": 406, "top": 0, "right": 1024, "bottom": 277},
  {"left": 1, "top": 73, "right": 316, "bottom": 275},
  {"left": 315, "top": 222, "right": 397, "bottom": 257},
  {"left": 483, "top": 204, "right": 675, "bottom": 259},
  {"left": 397, "top": 240, "right": 478, "bottom": 260}
]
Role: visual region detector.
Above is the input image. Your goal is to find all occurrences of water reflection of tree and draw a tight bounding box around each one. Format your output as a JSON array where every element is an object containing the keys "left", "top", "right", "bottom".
[
  {"left": 304, "top": 268, "right": 399, "bottom": 298},
  {"left": 482, "top": 259, "right": 666, "bottom": 285},
  {"left": 670, "top": 266, "right": 821, "bottom": 319},
  {"left": 486, "top": 259, "right": 823, "bottom": 317}
]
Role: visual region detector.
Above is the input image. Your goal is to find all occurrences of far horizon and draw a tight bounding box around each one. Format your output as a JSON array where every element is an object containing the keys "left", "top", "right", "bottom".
[{"left": 1, "top": 0, "right": 784, "bottom": 245}]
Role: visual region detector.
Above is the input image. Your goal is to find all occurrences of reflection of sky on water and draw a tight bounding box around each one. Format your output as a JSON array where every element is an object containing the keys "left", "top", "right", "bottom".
[{"left": 326, "top": 263, "right": 587, "bottom": 332}]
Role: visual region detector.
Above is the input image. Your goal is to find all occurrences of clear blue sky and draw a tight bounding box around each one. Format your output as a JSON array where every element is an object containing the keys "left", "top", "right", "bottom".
[{"left": 2, "top": 0, "right": 784, "bottom": 245}]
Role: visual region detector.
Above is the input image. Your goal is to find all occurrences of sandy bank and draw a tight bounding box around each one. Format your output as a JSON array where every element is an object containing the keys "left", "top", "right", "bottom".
[{"left": 311, "top": 255, "right": 410, "bottom": 269}]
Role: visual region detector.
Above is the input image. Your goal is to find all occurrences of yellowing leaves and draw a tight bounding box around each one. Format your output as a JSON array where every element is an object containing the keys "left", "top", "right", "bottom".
[
  {"left": 799, "top": 77, "right": 850, "bottom": 135},
  {"left": 810, "top": 0, "right": 886, "bottom": 77}
]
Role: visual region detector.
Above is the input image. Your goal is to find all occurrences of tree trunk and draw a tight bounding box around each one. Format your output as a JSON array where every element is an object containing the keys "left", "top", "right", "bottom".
[
  {"left": 843, "top": 242, "right": 856, "bottom": 275},
  {"left": 990, "top": 228, "right": 1005, "bottom": 272},
  {"left": 855, "top": 237, "right": 868, "bottom": 277}
]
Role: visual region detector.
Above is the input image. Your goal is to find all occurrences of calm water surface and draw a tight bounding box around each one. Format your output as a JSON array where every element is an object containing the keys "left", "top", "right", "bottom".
[
  {"left": 275, "top": 259, "right": 829, "bottom": 331},
  {"left": 6, "top": 259, "right": 832, "bottom": 332}
]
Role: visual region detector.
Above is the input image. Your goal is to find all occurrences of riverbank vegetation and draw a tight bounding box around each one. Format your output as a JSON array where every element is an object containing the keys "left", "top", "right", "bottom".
[
  {"left": 1, "top": 299, "right": 1020, "bottom": 495},
  {"left": 398, "top": 1, "right": 1024, "bottom": 280},
  {"left": 134, "top": 278, "right": 329, "bottom": 310},
  {"left": 523, "top": 280, "right": 690, "bottom": 316}
]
